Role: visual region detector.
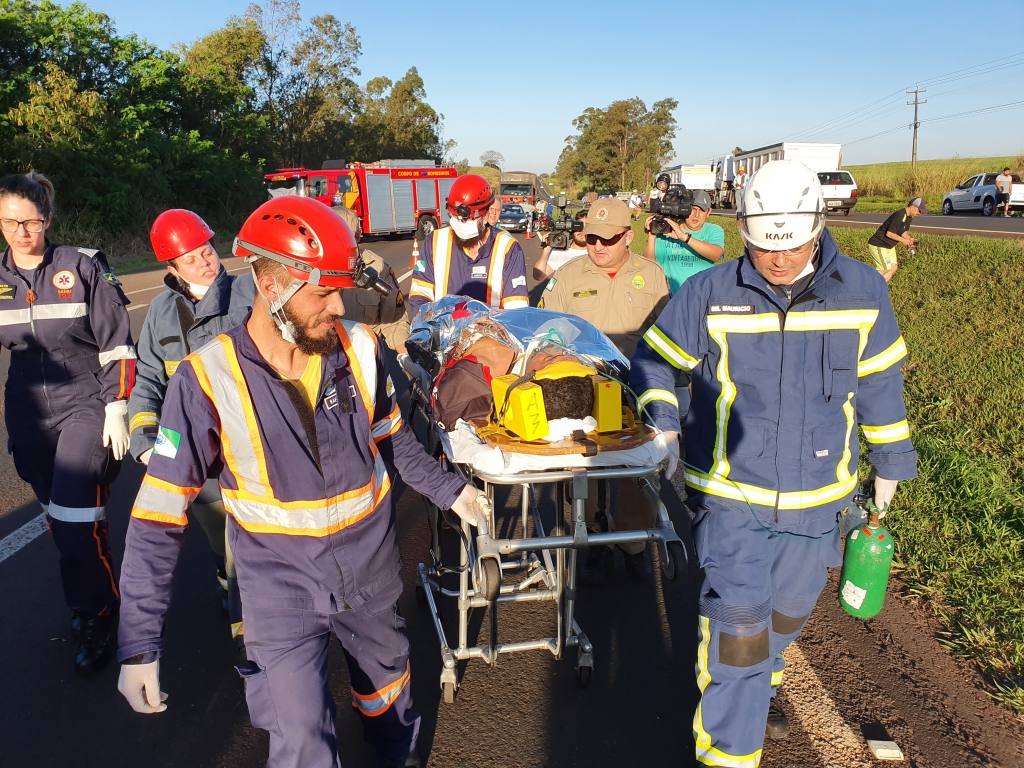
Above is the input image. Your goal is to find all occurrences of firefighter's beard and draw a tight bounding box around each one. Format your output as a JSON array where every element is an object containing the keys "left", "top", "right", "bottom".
[{"left": 280, "top": 302, "right": 340, "bottom": 356}]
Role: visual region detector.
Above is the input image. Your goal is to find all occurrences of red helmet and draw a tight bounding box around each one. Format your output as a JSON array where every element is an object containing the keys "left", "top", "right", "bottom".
[
  {"left": 150, "top": 209, "right": 214, "bottom": 262},
  {"left": 232, "top": 197, "right": 358, "bottom": 288},
  {"left": 446, "top": 174, "right": 495, "bottom": 219}
]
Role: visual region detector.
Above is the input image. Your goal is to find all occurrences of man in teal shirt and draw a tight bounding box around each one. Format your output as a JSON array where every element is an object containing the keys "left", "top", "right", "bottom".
[{"left": 643, "top": 189, "right": 725, "bottom": 293}]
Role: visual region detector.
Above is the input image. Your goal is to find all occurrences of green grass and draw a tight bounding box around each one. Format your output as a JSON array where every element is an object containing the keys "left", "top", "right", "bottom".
[
  {"left": 632, "top": 218, "right": 1024, "bottom": 713},
  {"left": 844, "top": 155, "right": 1023, "bottom": 214}
]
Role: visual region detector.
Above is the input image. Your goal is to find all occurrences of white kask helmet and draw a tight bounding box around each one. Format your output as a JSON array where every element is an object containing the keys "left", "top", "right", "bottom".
[{"left": 737, "top": 160, "right": 825, "bottom": 250}]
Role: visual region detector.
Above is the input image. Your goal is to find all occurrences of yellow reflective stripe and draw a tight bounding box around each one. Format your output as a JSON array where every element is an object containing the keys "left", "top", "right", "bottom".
[
  {"left": 696, "top": 748, "right": 762, "bottom": 768},
  {"left": 694, "top": 616, "right": 713, "bottom": 749},
  {"left": 706, "top": 313, "right": 780, "bottom": 334},
  {"left": 501, "top": 295, "right": 528, "bottom": 308},
  {"left": 637, "top": 388, "right": 678, "bottom": 410},
  {"left": 352, "top": 662, "right": 411, "bottom": 717},
  {"left": 219, "top": 337, "right": 274, "bottom": 496},
  {"left": 129, "top": 411, "right": 159, "bottom": 433},
  {"left": 190, "top": 339, "right": 270, "bottom": 499},
  {"left": 684, "top": 468, "right": 858, "bottom": 511},
  {"left": 643, "top": 325, "right": 700, "bottom": 370},
  {"left": 164, "top": 359, "right": 180, "bottom": 377},
  {"left": 131, "top": 474, "right": 200, "bottom": 524},
  {"left": 231, "top": 621, "right": 244, "bottom": 638},
  {"left": 336, "top": 322, "right": 376, "bottom": 426},
  {"left": 837, "top": 393, "right": 855, "bottom": 482},
  {"left": 409, "top": 278, "right": 434, "bottom": 299},
  {"left": 434, "top": 228, "right": 451, "bottom": 301},
  {"left": 862, "top": 419, "right": 911, "bottom": 444},
  {"left": 222, "top": 453, "right": 391, "bottom": 536},
  {"left": 487, "top": 231, "right": 514, "bottom": 308},
  {"left": 771, "top": 669, "right": 784, "bottom": 687},
  {"left": 785, "top": 309, "right": 878, "bottom": 331},
  {"left": 372, "top": 404, "right": 403, "bottom": 441},
  {"left": 709, "top": 331, "right": 736, "bottom": 477},
  {"left": 858, "top": 335, "right": 907, "bottom": 377}
]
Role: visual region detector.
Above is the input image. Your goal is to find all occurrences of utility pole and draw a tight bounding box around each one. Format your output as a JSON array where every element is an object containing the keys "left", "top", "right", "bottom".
[{"left": 907, "top": 84, "right": 927, "bottom": 170}]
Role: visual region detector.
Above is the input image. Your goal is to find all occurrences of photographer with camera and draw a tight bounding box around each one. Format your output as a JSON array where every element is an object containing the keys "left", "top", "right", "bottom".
[
  {"left": 533, "top": 207, "right": 588, "bottom": 281},
  {"left": 649, "top": 172, "right": 671, "bottom": 205},
  {"left": 643, "top": 188, "right": 724, "bottom": 294}
]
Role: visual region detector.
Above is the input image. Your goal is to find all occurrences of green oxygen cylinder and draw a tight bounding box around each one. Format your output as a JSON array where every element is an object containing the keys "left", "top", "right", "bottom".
[{"left": 839, "top": 502, "right": 894, "bottom": 619}]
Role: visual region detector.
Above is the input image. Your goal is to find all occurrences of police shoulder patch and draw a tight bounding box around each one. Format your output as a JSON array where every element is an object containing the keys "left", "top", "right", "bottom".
[{"left": 102, "top": 270, "right": 122, "bottom": 287}]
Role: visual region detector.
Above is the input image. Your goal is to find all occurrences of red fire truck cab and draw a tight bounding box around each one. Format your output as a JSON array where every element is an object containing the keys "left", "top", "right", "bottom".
[{"left": 263, "top": 159, "right": 458, "bottom": 240}]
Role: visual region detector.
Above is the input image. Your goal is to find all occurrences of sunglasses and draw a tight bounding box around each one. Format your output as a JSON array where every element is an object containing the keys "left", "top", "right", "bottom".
[{"left": 584, "top": 231, "right": 626, "bottom": 247}]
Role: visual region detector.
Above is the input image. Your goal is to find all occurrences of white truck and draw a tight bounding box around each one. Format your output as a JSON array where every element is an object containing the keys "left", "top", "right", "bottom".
[
  {"left": 710, "top": 155, "right": 737, "bottom": 208},
  {"left": 733, "top": 142, "right": 843, "bottom": 176},
  {"left": 659, "top": 163, "right": 717, "bottom": 193}
]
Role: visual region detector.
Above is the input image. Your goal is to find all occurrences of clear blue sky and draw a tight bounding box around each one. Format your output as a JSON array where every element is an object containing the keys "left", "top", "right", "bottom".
[{"left": 80, "top": 0, "right": 1023, "bottom": 173}]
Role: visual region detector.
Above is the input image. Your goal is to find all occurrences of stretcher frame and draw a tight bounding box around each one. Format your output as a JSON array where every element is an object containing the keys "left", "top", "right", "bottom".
[{"left": 402, "top": 357, "right": 689, "bottom": 702}]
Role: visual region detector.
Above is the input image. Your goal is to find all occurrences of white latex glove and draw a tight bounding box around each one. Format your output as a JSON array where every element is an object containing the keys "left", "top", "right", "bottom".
[
  {"left": 139, "top": 448, "right": 153, "bottom": 466},
  {"left": 118, "top": 660, "right": 168, "bottom": 714},
  {"left": 450, "top": 484, "right": 488, "bottom": 528},
  {"left": 655, "top": 431, "right": 680, "bottom": 479},
  {"left": 102, "top": 400, "right": 130, "bottom": 461},
  {"left": 873, "top": 476, "right": 899, "bottom": 518}
]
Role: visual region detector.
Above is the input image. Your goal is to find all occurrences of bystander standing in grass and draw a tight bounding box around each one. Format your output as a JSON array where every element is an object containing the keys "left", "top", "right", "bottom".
[
  {"left": 995, "top": 167, "right": 1013, "bottom": 217},
  {"left": 867, "top": 197, "right": 925, "bottom": 282}
]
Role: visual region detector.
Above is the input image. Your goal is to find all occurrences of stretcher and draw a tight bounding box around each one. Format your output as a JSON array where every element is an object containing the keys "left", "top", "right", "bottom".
[{"left": 400, "top": 302, "right": 692, "bottom": 702}]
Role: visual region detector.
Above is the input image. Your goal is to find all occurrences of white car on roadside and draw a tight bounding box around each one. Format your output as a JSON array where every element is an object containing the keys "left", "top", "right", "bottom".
[
  {"left": 817, "top": 171, "right": 858, "bottom": 215},
  {"left": 942, "top": 172, "right": 1023, "bottom": 216}
]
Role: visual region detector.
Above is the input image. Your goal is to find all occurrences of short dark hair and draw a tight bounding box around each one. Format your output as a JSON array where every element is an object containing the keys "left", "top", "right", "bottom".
[
  {"left": 0, "top": 171, "right": 55, "bottom": 220},
  {"left": 537, "top": 376, "right": 594, "bottom": 420},
  {"left": 250, "top": 256, "right": 287, "bottom": 282},
  {"left": 1003, "top": 167, "right": 1011, "bottom": 172}
]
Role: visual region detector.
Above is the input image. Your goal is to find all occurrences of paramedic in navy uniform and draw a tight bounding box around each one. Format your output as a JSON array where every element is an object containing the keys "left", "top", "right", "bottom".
[{"left": 0, "top": 171, "right": 136, "bottom": 676}]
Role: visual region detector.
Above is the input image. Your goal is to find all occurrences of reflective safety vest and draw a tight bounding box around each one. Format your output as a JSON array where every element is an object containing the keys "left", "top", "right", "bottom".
[
  {"left": 118, "top": 320, "right": 466, "bottom": 660},
  {"left": 629, "top": 229, "right": 917, "bottom": 534},
  {"left": 409, "top": 226, "right": 529, "bottom": 311}
]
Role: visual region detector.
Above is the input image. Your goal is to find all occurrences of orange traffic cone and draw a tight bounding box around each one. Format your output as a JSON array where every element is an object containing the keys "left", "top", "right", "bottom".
[
  {"left": 409, "top": 238, "right": 420, "bottom": 270},
  {"left": 525, "top": 227, "right": 534, "bottom": 241}
]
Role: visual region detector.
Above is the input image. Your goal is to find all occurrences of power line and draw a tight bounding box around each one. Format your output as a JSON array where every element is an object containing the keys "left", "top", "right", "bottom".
[{"left": 842, "top": 100, "right": 1024, "bottom": 147}]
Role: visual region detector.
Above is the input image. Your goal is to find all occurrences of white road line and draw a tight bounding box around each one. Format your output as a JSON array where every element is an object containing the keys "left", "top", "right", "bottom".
[
  {"left": 783, "top": 643, "right": 870, "bottom": 767},
  {"left": 0, "top": 512, "right": 47, "bottom": 565},
  {"left": 397, "top": 269, "right": 412, "bottom": 284},
  {"left": 128, "top": 303, "right": 149, "bottom": 312},
  {"left": 123, "top": 263, "right": 250, "bottom": 296}
]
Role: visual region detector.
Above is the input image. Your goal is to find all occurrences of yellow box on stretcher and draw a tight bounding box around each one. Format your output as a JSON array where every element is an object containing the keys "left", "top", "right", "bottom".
[
  {"left": 491, "top": 375, "right": 549, "bottom": 440},
  {"left": 592, "top": 377, "right": 622, "bottom": 432}
]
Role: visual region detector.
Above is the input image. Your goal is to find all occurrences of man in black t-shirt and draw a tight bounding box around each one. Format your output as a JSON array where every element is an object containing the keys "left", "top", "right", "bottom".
[{"left": 867, "top": 197, "right": 925, "bottom": 282}]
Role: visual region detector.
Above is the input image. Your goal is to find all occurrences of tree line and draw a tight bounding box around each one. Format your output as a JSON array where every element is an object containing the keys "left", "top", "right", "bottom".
[
  {"left": 551, "top": 97, "right": 678, "bottom": 198},
  {"left": 0, "top": 0, "right": 452, "bottom": 242}
]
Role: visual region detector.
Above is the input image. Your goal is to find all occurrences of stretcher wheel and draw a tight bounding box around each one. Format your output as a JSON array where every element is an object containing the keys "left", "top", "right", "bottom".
[
  {"left": 442, "top": 680, "right": 456, "bottom": 704},
  {"left": 576, "top": 664, "right": 592, "bottom": 688},
  {"left": 662, "top": 541, "right": 687, "bottom": 582},
  {"left": 478, "top": 558, "right": 501, "bottom": 602}
]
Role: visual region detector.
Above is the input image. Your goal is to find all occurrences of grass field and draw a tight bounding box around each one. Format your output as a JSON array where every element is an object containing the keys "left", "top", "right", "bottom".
[
  {"left": 843, "top": 155, "right": 1022, "bottom": 212},
  {"left": 633, "top": 219, "right": 1024, "bottom": 713}
]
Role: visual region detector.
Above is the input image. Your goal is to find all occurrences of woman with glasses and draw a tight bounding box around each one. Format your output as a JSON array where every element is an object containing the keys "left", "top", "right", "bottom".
[
  {"left": 127, "top": 209, "right": 254, "bottom": 647},
  {"left": 0, "top": 171, "right": 135, "bottom": 676}
]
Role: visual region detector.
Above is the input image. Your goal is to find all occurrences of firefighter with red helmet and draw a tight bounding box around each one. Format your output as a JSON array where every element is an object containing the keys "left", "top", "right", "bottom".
[
  {"left": 0, "top": 171, "right": 135, "bottom": 677},
  {"left": 117, "top": 196, "right": 488, "bottom": 768},
  {"left": 128, "top": 209, "right": 254, "bottom": 641},
  {"left": 408, "top": 174, "right": 528, "bottom": 312}
]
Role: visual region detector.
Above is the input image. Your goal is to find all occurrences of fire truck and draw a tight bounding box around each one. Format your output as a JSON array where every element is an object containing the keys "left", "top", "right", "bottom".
[{"left": 263, "top": 159, "right": 458, "bottom": 240}]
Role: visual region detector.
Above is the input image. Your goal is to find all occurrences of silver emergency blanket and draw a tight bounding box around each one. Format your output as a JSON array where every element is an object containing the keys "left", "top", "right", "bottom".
[{"left": 407, "top": 296, "right": 629, "bottom": 384}]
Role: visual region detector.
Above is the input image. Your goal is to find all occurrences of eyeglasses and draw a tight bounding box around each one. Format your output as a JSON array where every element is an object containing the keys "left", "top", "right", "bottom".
[
  {"left": 585, "top": 231, "right": 626, "bottom": 247},
  {"left": 0, "top": 218, "right": 46, "bottom": 234}
]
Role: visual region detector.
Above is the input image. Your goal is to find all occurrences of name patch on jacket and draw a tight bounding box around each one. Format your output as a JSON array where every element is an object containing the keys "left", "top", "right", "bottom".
[
  {"left": 709, "top": 303, "right": 754, "bottom": 314},
  {"left": 573, "top": 289, "right": 599, "bottom": 298},
  {"left": 0, "top": 284, "right": 15, "bottom": 300}
]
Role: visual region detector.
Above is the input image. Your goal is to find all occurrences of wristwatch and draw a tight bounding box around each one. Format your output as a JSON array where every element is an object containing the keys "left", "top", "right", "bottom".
[{"left": 684, "top": 232, "right": 692, "bottom": 244}]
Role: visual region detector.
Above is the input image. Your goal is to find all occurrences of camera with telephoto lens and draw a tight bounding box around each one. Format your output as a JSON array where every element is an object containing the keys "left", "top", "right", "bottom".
[
  {"left": 540, "top": 193, "right": 584, "bottom": 250},
  {"left": 648, "top": 185, "right": 694, "bottom": 236},
  {"left": 353, "top": 259, "right": 393, "bottom": 297}
]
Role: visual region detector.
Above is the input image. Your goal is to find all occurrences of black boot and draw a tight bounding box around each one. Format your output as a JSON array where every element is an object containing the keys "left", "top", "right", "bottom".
[
  {"left": 765, "top": 698, "right": 790, "bottom": 740},
  {"left": 74, "top": 608, "right": 117, "bottom": 678},
  {"left": 579, "top": 546, "right": 613, "bottom": 586}
]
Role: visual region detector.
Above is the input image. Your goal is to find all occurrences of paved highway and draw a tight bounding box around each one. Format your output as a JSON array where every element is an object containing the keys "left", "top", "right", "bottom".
[{"left": 0, "top": 238, "right": 1020, "bottom": 768}]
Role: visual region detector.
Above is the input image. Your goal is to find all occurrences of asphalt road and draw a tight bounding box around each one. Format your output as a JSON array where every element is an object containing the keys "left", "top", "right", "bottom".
[
  {"left": 0, "top": 237, "right": 1020, "bottom": 768},
  {"left": 717, "top": 208, "right": 1024, "bottom": 239}
]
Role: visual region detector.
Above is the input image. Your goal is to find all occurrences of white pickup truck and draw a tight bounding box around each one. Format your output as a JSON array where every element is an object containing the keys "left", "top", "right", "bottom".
[{"left": 942, "top": 172, "right": 1023, "bottom": 216}]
